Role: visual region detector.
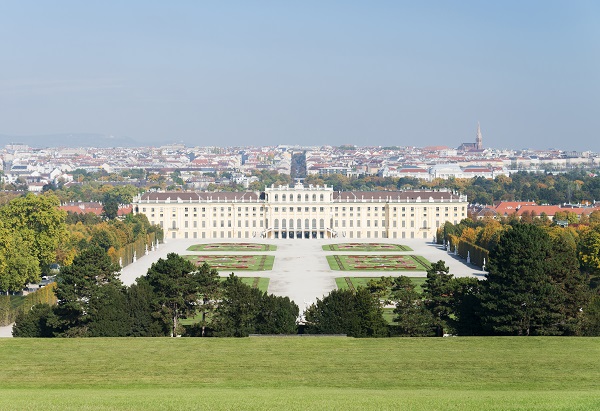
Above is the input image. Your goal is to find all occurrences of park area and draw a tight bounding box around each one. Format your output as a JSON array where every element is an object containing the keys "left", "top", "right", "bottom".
[
  {"left": 327, "top": 254, "right": 431, "bottom": 271},
  {"left": 183, "top": 255, "right": 275, "bottom": 271},
  {"left": 323, "top": 243, "right": 412, "bottom": 251},
  {"left": 0, "top": 337, "right": 598, "bottom": 410},
  {"left": 187, "top": 243, "right": 277, "bottom": 252}
]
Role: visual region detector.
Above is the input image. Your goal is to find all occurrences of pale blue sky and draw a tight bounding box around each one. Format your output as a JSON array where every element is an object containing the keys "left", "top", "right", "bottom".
[{"left": 1, "top": 1, "right": 598, "bottom": 150}]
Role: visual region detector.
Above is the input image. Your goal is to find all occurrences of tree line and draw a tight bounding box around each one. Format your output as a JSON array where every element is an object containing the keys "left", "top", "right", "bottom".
[
  {"left": 305, "top": 170, "right": 600, "bottom": 205},
  {"left": 306, "top": 223, "right": 600, "bottom": 337},
  {"left": 13, "top": 250, "right": 298, "bottom": 337},
  {"left": 14, "top": 222, "right": 600, "bottom": 338},
  {"left": 0, "top": 192, "right": 163, "bottom": 294}
]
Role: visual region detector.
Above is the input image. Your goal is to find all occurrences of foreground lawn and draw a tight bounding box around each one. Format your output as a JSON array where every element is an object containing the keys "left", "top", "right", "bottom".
[
  {"left": 183, "top": 255, "right": 275, "bottom": 270},
  {"left": 323, "top": 243, "right": 413, "bottom": 252},
  {"left": 187, "top": 243, "right": 277, "bottom": 252},
  {"left": 0, "top": 337, "right": 599, "bottom": 410},
  {"left": 327, "top": 254, "right": 430, "bottom": 271},
  {"left": 336, "top": 276, "right": 426, "bottom": 293}
]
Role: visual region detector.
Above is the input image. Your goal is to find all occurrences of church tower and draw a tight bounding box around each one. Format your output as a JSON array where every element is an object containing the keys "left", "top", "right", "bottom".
[{"left": 476, "top": 122, "right": 483, "bottom": 150}]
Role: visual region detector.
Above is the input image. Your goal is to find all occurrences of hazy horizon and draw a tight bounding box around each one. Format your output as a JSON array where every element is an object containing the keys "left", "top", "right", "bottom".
[{"left": 1, "top": 2, "right": 598, "bottom": 151}]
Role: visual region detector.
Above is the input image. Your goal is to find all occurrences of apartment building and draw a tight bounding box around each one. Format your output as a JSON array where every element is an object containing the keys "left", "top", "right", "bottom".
[{"left": 133, "top": 184, "right": 467, "bottom": 240}]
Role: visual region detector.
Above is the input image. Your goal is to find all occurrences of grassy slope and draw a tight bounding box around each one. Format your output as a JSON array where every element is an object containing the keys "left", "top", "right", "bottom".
[{"left": 1, "top": 337, "right": 599, "bottom": 410}]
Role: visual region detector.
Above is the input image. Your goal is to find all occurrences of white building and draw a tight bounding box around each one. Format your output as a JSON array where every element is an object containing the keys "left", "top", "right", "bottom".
[{"left": 134, "top": 183, "right": 467, "bottom": 241}]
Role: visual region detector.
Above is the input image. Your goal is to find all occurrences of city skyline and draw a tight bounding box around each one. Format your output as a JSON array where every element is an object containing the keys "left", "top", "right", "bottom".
[{"left": 1, "top": 2, "right": 599, "bottom": 151}]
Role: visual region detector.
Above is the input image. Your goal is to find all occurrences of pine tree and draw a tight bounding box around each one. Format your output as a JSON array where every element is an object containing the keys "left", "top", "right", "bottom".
[
  {"left": 392, "top": 284, "right": 436, "bottom": 337},
  {"left": 145, "top": 253, "right": 203, "bottom": 337},
  {"left": 304, "top": 288, "right": 388, "bottom": 337},
  {"left": 422, "top": 260, "right": 453, "bottom": 336},
  {"left": 479, "top": 224, "right": 560, "bottom": 336},
  {"left": 52, "top": 246, "right": 121, "bottom": 337}
]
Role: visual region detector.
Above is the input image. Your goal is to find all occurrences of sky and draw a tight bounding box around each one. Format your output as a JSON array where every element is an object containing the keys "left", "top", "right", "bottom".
[{"left": 1, "top": 1, "right": 599, "bottom": 151}]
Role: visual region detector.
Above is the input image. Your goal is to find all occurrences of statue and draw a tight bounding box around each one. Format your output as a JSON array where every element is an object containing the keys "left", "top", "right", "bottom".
[{"left": 467, "top": 251, "right": 471, "bottom": 264}]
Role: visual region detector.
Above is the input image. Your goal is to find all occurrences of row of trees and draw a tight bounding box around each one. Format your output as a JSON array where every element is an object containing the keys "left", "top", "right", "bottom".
[
  {"left": 14, "top": 250, "right": 298, "bottom": 337},
  {"left": 0, "top": 194, "right": 67, "bottom": 292},
  {"left": 18, "top": 223, "right": 600, "bottom": 338},
  {"left": 0, "top": 191, "right": 164, "bottom": 293},
  {"left": 305, "top": 170, "right": 600, "bottom": 205},
  {"left": 306, "top": 223, "right": 600, "bottom": 337}
]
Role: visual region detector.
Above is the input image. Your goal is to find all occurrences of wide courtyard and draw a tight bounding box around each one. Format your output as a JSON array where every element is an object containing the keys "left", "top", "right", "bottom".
[{"left": 120, "top": 238, "right": 486, "bottom": 313}]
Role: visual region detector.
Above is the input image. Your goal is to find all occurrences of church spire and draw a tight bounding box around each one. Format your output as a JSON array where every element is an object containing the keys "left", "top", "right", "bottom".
[{"left": 476, "top": 122, "right": 483, "bottom": 150}]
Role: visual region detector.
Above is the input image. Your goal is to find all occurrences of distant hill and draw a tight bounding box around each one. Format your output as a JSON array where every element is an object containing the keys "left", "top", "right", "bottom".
[{"left": 0, "top": 133, "right": 140, "bottom": 148}]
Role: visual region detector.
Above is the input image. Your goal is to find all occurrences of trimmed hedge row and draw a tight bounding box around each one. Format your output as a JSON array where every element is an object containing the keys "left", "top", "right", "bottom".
[
  {"left": 111, "top": 232, "right": 158, "bottom": 268},
  {"left": 446, "top": 234, "right": 488, "bottom": 268},
  {"left": 0, "top": 282, "right": 58, "bottom": 326}
]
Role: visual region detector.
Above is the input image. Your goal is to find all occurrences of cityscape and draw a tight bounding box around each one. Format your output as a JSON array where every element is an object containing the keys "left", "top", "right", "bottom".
[
  {"left": 1, "top": 1, "right": 599, "bottom": 410},
  {"left": 3, "top": 124, "right": 600, "bottom": 193}
]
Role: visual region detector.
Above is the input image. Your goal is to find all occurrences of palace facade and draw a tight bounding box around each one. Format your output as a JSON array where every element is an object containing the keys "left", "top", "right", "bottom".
[{"left": 133, "top": 184, "right": 467, "bottom": 240}]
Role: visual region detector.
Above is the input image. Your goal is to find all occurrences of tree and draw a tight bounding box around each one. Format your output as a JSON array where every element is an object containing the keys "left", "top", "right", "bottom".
[
  {"left": 127, "top": 278, "right": 166, "bottom": 337},
  {"left": 0, "top": 193, "right": 67, "bottom": 272},
  {"left": 13, "top": 304, "right": 57, "bottom": 337},
  {"left": 212, "top": 274, "right": 263, "bottom": 337},
  {"left": 0, "top": 225, "right": 41, "bottom": 292},
  {"left": 52, "top": 246, "right": 121, "bottom": 337},
  {"left": 195, "top": 263, "right": 222, "bottom": 337},
  {"left": 304, "top": 288, "right": 388, "bottom": 337},
  {"left": 578, "top": 227, "right": 600, "bottom": 276},
  {"left": 422, "top": 261, "right": 453, "bottom": 336},
  {"left": 86, "top": 283, "right": 131, "bottom": 337},
  {"left": 101, "top": 192, "right": 120, "bottom": 220},
  {"left": 145, "top": 253, "right": 203, "bottom": 337},
  {"left": 581, "top": 295, "right": 600, "bottom": 336},
  {"left": 546, "top": 234, "right": 589, "bottom": 335},
  {"left": 212, "top": 275, "right": 298, "bottom": 337},
  {"left": 255, "top": 294, "right": 299, "bottom": 335},
  {"left": 478, "top": 224, "right": 562, "bottom": 336},
  {"left": 450, "top": 277, "right": 482, "bottom": 336},
  {"left": 391, "top": 276, "right": 435, "bottom": 337}
]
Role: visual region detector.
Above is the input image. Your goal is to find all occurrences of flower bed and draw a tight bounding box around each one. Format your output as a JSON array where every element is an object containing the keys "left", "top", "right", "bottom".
[
  {"left": 183, "top": 255, "right": 274, "bottom": 271},
  {"left": 187, "top": 243, "right": 276, "bottom": 252},
  {"left": 326, "top": 254, "right": 429, "bottom": 271},
  {"left": 323, "top": 243, "right": 412, "bottom": 252}
]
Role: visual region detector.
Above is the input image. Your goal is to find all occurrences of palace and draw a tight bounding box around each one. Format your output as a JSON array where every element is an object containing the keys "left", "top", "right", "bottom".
[{"left": 133, "top": 184, "right": 467, "bottom": 240}]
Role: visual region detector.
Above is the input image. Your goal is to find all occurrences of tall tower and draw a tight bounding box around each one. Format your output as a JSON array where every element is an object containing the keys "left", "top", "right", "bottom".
[{"left": 476, "top": 122, "right": 483, "bottom": 150}]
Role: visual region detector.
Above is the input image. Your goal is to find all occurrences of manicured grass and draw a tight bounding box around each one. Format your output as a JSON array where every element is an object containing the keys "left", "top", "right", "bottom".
[
  {"left": 323, "top": 243, "right": 413, "bottom": 251},
  {"left": 327, "top": 254, "right": 430, "bottom": 271},
  {"left": 336, "top": 276, "right": 427, "bottom": 293},
  {"left": 187, "top": 243, "right": 277, "bottom": 252},
  {"left": 183, "top": 255, "right": 274, "bottom": 271},
  {"left": 0, "top": 337, "right": 599, "bottom": 410}
]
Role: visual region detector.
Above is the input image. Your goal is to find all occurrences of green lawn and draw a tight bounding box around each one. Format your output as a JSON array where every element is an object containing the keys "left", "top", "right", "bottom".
[
  {"left": 323, "top": 243, "right": 413, "bottom": 251},
  {"left": 335, "top": 276, "right": 427, "bottom": 293},
  {"left": 0, "top": 337, "right": 599, "bottom": 410},
  {"left": 187, "top": 243, "right": 277, "bottom": 252},
  {"left": 327, "top": 254, "right": 430, "bottom": 271},
  {"left": 183, "top": 255, "right": 275, "bottom": 271}
]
